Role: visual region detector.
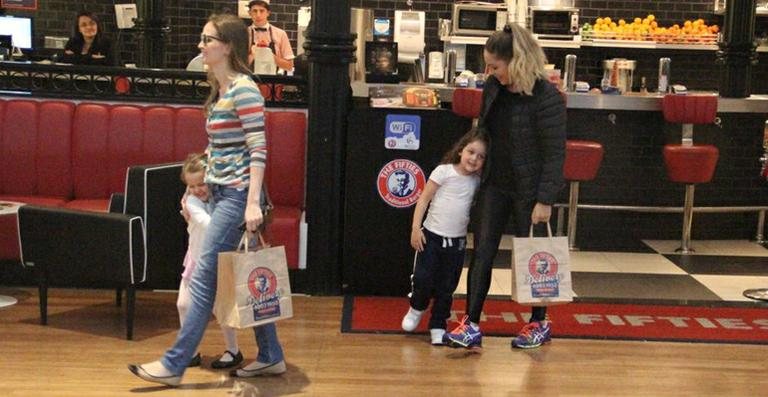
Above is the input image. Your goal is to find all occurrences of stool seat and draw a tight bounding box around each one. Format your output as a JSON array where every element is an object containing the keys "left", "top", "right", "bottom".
[
  {"left": 451, "top": 88, "right": 483, "bottom": 119},
  {"left": 663, "top": 144, "right": 719, "bottom": 184},
  {"left": 564, "top": 140, "right": 604, "bottom": 181}
]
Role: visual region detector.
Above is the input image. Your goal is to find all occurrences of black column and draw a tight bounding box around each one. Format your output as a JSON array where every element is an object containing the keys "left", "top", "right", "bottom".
[
  {"left": 303, "top": 2, "right": 356, "bottom": 294},
  {"left": 717, "top": 0, "right": 758, "bottom": 98},
  {"left": 133, "top": 0, "right": 170, "bottom": 68}
]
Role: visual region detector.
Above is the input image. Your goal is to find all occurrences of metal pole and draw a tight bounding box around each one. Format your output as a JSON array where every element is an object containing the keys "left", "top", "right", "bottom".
[
  {"left": 679, "top": 184, "right": 696, "bottom": 254},
  {"left": 567, "top": 181, "right": 580, "bottom": 250},
  {"left": 756, "top": 210, "right": 766, "bottom": 244}
]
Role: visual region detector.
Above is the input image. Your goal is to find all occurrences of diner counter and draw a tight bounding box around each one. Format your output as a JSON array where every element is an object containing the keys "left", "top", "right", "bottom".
[{"left": 352, "top": 81, "right": 768, "bottom": 114}]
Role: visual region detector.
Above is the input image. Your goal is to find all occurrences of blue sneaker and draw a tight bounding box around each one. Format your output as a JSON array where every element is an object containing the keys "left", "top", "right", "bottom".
[
  {"left": 444, "top": 315, "right": 482, "bottom": 348},
  {"left": 512, "top": 320, "right": 552, "bottom": 349}
]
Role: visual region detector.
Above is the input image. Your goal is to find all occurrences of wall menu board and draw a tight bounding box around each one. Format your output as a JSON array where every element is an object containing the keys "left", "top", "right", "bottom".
[{"left": 1, "top": 0, "right": 37, "bottom": 10}]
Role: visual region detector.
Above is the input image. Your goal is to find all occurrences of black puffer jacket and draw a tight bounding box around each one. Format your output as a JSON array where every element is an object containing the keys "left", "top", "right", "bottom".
[{"left": 478, "top": 75, "right": 566, "bottom": 205}]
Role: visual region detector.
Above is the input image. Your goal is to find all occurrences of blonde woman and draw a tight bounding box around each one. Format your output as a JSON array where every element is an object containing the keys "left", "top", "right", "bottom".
[
  {"left": 128, "top": 13, "right": 284, "bottom": 386},
  {"left": 444, "top": 23, "right": 566, "bottom": 350}
]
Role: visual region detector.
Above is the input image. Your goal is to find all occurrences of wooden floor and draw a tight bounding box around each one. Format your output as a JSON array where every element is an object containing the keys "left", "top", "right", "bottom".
[{"left": 1, "top": 287, "right": 767, "bottom": 396}]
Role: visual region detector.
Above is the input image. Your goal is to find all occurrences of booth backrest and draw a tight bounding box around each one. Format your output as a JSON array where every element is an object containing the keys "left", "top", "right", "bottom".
[
  {"left": 70, "top": 103, "right": 209, "bottom": 201},
  {"left": 174, "top": 107, "right": 209, "bottom": 160},
  {"left": 0, "top": 100, "right": 74, "bottom": 198},
  {"left": 265, "top": 111, "right": 306, "bottom": 208},
  {"left": 1, "top": 100, "right": 304, "bottom": 207}
]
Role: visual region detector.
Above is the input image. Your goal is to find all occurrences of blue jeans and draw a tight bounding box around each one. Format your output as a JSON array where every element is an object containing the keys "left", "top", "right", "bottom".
[{"left": 161, "top": 185, "right": 284, "bottom": 375}]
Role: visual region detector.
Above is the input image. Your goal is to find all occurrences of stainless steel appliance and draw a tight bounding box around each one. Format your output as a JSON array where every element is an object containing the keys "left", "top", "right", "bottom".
[
  {"left": 297, "top": 7, "right": 374, "bottom": 81},
  {"left": 350, "top": 8, "right": 374, "bottom": 81},
  {"left": 601, "top": 58, "right": 636, "bottom": 94},
  {"left": 529, "top": 6, "right": 579, "bottom": 39},
  {"left": 452, "top": 3, "right": 508, "bottom": 36}
]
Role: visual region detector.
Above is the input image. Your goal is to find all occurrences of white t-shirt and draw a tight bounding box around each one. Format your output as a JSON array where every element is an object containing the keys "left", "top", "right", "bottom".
[
  {"left": 423, "top": 163, "right": 480, "bottom": 238},
  {"left": 181, "top": 194, "right": 211, "bottom": 280}
]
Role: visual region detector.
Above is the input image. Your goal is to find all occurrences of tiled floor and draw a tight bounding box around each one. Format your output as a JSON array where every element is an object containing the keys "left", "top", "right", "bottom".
[{"left": 456, "top": 237, "right": 768, "bottom": 304}]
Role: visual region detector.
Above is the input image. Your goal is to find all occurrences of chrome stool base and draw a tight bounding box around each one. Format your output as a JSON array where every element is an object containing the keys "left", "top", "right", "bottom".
[{"left": 743, "top": 288, "right": 768, "bottom": 301}]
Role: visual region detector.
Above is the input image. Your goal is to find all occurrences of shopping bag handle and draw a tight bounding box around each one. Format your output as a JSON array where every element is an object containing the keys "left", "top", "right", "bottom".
[
  {"left": 528, "top": 222, "right": 554, "bottom": 239},
  {"left": 238, "top": 232, "right": 269, "bottom": 253}
]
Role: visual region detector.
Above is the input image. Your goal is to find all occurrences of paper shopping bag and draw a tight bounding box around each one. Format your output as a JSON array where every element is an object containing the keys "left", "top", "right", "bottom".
[
  {"left": 510, "top": 225, "right": 573, "bottom": 306},
  {"left": 214, "top": 234, "right": 293, "bottom": 328}
]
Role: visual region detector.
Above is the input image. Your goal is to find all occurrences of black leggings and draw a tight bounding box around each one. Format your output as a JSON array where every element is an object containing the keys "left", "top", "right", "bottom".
[{"left": 466, "top": 184, "right": 547, "bottom": 324}]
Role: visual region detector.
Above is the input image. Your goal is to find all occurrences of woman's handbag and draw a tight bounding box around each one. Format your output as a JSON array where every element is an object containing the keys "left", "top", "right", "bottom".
[
  {"left": 510, "top": 224, "right": 573, "bottom": 306},
  {"left": 213, "top": 232, "right": 293, "bottom": 328}
]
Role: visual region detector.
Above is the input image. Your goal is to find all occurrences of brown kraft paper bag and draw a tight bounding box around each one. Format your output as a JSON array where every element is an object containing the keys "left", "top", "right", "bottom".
[
  {"left": 214, "top": 233, "right": 293, "bottom": 328},
  {"left": 510, "top": 224, "right": 574, "bottom": 306}
]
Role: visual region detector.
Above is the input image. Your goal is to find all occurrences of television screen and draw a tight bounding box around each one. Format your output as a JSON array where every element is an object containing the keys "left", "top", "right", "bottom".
[{"left": 0, "top": 16, "right": 33, "bottom": 50}]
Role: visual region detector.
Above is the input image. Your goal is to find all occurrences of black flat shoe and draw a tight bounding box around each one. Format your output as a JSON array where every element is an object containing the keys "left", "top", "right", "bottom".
[
  {"left": 211, "top": 350, "right": 243, "bottom": 369},
  {"left": 188, "top": 353, "right": 201, "bottom": 367},
  {"left": 127, "top": 364, "right": 182, "bottom": 387}
]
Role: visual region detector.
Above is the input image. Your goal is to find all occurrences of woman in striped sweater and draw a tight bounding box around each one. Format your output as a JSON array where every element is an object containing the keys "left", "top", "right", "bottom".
[{"left": 128, "top": 13, "right": 285, "bottom": 386}]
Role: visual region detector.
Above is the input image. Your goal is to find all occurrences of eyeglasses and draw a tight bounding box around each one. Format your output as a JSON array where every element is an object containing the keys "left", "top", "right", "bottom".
[{"left": 200, "top": 34, "right": 224, "bottom": 45}]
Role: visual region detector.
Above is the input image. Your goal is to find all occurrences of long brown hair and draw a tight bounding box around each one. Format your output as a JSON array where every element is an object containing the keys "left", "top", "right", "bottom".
[
  {"left": 203, "top": 13, "right": 252, "bottom": 113},
  {"left": 441, "top": 128, "right": 488, "bottom": 164}
]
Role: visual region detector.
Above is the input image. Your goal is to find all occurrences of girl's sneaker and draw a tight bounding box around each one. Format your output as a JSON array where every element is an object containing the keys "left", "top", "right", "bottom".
[
  {"left": 401, "top": 307, "right": 424, "bottom": 332},
  {"left": 511, "top": 320, "right": 552, "bottom": 349},
  {"left": 444, "top": 315, "right": 482, "bottom": 348},
  {"left": 430, "top": 328, "right": 446, "bottom": 345}
]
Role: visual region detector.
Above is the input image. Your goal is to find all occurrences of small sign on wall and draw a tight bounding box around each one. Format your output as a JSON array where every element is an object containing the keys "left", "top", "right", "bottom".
[
  {"left": 238, "top": 1, "right": 250, "bottom": 19},
  {"left": 1, "top": 0, "right": 37, "bottom": 10},
  {"left": 385, "top": 114, "right": 420, "bottom": 150}
]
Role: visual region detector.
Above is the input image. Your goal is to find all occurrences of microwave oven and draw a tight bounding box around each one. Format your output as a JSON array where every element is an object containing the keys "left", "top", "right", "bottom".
[
  {"left": 529, "top": 7, "right": 579, "bottom": 39},
  {"left": 452, "top": 3, "right": 508, "bottom": 36}
]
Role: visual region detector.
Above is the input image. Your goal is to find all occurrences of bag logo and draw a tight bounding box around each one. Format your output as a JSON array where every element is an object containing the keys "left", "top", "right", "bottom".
[
  {"left": 246, "top": 267, "right": 281, "bottom": 320},
  {"left": 527, "top": 252, "right": 561, "bottom": 298},
  {"left": 377, "top": 159, "right": 426, "bottom": 208}
]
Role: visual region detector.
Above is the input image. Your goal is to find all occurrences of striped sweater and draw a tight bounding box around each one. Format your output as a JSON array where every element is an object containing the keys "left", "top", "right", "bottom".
[{"left": 205, "top": 74, "right": 266, "bottom": 189}]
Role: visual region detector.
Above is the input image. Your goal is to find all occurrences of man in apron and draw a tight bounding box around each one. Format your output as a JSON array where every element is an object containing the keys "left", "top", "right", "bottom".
[{"left": 246, "top": 0, "right": 295, "bottom": 74}]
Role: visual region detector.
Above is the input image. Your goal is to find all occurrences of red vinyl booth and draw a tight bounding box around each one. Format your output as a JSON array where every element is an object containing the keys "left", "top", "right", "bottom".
[{"left": 0, "top": 98, "right": 306, "bottom": 271}]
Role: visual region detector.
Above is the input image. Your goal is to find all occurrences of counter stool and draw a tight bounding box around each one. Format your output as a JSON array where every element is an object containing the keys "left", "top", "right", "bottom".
[
  {"left": 661, "top": 94, "right": 719, "bottom": 254},
  {"left": 451, "top": 88, "right": 483, "bottom": 122},
  {"left": 564, "top": 140, "right": 604, "bottom": 250}
]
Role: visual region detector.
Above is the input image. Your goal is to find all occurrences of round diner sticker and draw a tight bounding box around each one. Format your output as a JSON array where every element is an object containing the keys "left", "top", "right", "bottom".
[
  {"left": 377, "top": 159, "right": 425, "bottom": 208},
  {"left": 528, "top": 252, "right": 559, "bottom": 278}
]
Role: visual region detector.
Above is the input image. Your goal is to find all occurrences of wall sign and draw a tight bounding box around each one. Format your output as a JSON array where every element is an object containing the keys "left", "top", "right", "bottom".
[
  {"left": 384, "top": 114, "right": 420, "bottom": 150},
  {"left": 1, "top": 0, "right": 37, "bottom": 10},
  {"left": 377, "top": 159, "right": 425, "bottom": 208}
]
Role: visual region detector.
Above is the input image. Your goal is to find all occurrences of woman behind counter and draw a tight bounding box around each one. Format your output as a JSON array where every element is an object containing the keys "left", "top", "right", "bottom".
[{"left": 61, "top": 11, "right": 117, "bottom": 66}]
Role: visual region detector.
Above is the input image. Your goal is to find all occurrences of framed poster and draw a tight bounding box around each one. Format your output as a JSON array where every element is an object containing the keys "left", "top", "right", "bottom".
[{"left": 1, "top": 0, "right": 37, "bottom": 10}]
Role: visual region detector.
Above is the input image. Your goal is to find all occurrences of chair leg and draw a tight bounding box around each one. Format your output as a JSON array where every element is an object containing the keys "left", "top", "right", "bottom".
[
  {"left": 567, "top": 181, "right": 580, "bottom": 251},
  {"left": 116, "top": 287, "right": 122, "bottom": 307},
  {"left": 36, "top": 266, "right": 48, "bottom": 325},
  {"left": 126, "top": 285, "right": 135, "bottom": 340},
  {"left": 678, "top": 184, "right": 696, "bottom": 254}
]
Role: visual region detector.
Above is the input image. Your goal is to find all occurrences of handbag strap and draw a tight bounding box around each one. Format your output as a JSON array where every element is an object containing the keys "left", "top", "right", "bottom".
[
  {"left": 528, "top": 223, "right": 554, "bottom": 239},
  {"left": 238, "top": 232, "right": 269, "bottom": 253}
]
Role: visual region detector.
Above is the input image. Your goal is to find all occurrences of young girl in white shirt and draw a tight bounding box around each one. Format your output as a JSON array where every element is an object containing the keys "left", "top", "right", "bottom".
[
  {"left": 176, "top": 153, "right": 242, "bottom": 369},
  {"left": 401, "top": 129, "right": 488, "bottom": 345}
]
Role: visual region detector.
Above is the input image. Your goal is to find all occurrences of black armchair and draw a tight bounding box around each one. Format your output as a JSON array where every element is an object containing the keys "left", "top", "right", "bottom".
[
  {"left": 17, "top": 162, "right": 187, "bottom": 340},
  {"left": 18, "top": 205, "right": 145, "bottom": 339}
]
